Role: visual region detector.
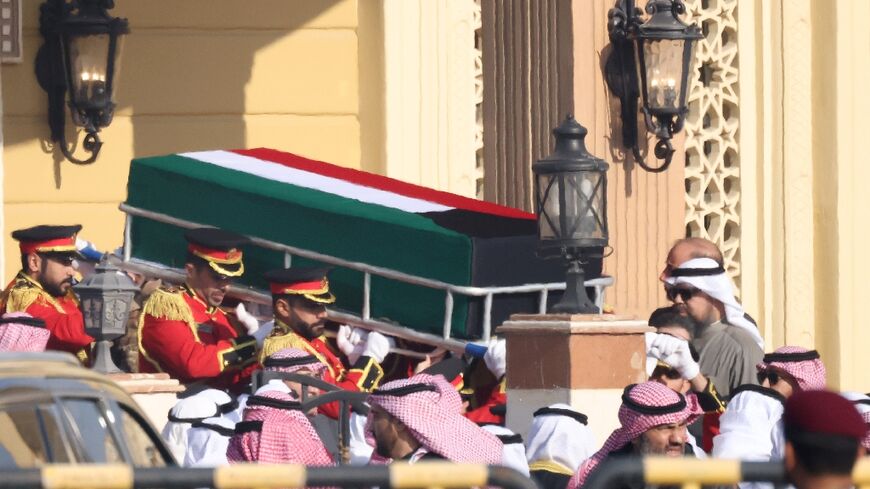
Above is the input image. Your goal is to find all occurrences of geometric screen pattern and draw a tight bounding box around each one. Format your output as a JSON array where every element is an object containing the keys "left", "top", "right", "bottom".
[
  {"left": 683, "top": 0, "right": 741, "bottom": 293},
  {"left": 0, "top": 0, "right": 21, "bottom": 63}
]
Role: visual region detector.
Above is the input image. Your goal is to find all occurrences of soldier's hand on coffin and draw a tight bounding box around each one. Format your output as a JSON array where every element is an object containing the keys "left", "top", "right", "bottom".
[
  {"left": 361, "top": 332, "right": 394, "bottom": 364},
  {"left": 483, "top": 338, "right": 506, "bottom": 379},
  {"left": 336, "top": 324, "right": 359, "bottom": 358},
  {"left": 345, "top": 327, "right": 371, "bottom": 365},
  {"left": 234, "top": 303, "right": 261, "bottom": 335}
]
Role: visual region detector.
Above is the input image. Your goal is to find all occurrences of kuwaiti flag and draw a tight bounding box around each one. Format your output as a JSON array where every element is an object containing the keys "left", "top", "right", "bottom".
[{"left": 125, "top": 148, "right": 562, "bottom": 338}]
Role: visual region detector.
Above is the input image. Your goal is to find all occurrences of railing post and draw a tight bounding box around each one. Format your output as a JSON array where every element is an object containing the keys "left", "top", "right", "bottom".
[
  {"left": 123, "top": 213, "right": 132, "bottom": 262},
  {"left": 442, "top": 291, "right": 454, "bottom": 339},
  {"left": 363, "top": 272, "right": 371, "bottom": 320},
  {"left": 482, "top": 293, "right": 493, "bottom": 341},
  {"left": 538, "top": 289, "right": 548, "bottom": 314}
]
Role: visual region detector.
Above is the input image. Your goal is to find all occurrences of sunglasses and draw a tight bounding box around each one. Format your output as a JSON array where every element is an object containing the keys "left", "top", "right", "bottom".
[
  {"left": 757, "top": 370, "right": 780, "bottom": 385},
  {"left": 39, "top": 253, "right": 76, "bottom": 267},
  {"left": 665, "top": 285, "right": 701, "bottom": 302}
]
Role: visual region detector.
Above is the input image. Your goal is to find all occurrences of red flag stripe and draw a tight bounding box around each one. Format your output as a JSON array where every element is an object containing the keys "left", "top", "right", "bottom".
[{"left": 231, "top": 148, "right": 534, "bottom": 220}]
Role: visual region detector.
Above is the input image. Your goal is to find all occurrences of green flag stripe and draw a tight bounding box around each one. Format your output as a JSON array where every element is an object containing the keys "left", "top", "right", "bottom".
[{"left": 126, "top": 154, "right": 474, "bottom": 337}]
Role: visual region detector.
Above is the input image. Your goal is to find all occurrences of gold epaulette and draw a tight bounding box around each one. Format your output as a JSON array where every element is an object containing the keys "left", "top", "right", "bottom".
[
  {"left": 141, "top": 287, "right": 196, "bottom": 326},
  {"left": 138, "top": 287, "right": 198, "bottom": 373},
  {"left": 260, "top": 331, "right": 309, "bottom": 362},
  {"left": 4, "top": 281, "right": 63, "bottom": 314}
]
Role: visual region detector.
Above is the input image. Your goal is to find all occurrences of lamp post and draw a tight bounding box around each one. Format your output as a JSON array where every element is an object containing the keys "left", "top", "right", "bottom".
[
  {"left": 75, "top": 259, "right": 139, "bottom": 373},
  {"left": 533, "top": 115, "right": 609, "bottom": 314},
  {"left": 35, "top": 0, "right": 129, "bottom": 165},
  {"left": 605, "top": 0, "right": 701, "bottom": 172}
]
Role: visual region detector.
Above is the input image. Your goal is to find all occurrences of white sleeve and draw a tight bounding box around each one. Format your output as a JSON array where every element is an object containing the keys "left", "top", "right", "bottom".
[{"left": 712, "top": 389, "right": 784, "bottom": 461}]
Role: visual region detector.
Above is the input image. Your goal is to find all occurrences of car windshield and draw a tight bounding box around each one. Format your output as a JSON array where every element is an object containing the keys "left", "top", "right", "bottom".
[{"left": 60, "top": 398, "right": 124, "bottom": 464}]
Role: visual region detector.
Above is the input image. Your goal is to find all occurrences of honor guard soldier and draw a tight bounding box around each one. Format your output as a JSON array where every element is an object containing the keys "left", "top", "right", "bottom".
[
  {"left": 262, "top": 267, "right": 392, "bottom": 418},
  {"left": 0, "top": 225, "right": 94, "bottom": 361},
  {"left": 138, "top": 228, "right": 257, "bottom": 391}
]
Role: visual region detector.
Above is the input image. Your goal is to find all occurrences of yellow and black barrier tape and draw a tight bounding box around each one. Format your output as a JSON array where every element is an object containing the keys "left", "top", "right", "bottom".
[
  {"left": 0, "top": 462, "right": 535, "bottom": 489},
  {"left": 586, "top": 457, "right": 870, "bottom": 489}
]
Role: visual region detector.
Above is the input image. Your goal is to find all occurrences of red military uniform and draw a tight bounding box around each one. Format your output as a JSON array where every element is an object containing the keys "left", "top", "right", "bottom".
[
  {"left": 261, "top": 321, "right": 382, "bottom": 419},
  {"left": 3, "top": 224, "right": 95, "bottom": 362},
  {"left": 465, "top": 378, "right": 507, "bottom": 425},
  {"left": 138, "top": 284, "right": 257, "bottom": 391},
  {"left": 0, "top": 272, "right": 93, "bottom": 361}
]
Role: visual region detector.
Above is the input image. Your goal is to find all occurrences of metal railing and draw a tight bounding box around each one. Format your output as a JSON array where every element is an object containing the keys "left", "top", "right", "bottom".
[
  {"left": 584, "top": 457, "right": 870, "bottom": 489},
  {"left": 0, "top": 462, "right": 536, "bottom": 489},
  {"left": 120, "top": 203, "right": 614, "bottom": 343}
]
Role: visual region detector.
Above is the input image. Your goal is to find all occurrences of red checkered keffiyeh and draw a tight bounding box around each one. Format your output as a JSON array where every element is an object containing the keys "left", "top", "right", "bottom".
[
  {"left": 568, "top": 382, "right": 703, "bottom": 489},
  {"left": 226, "top": 390, "right": 333, "bottom": 465},
  {"left": 366, "top": 373, "right": 503, "bottom": 464},
  {"left": 0, "top": 312, "right": 49, "bottom": 352},
  {"left": 757, "top": 346, "right": 826, "bottom": 392},
  {"left": 263, "top": 347, "right": 327, "bottom": 376}
]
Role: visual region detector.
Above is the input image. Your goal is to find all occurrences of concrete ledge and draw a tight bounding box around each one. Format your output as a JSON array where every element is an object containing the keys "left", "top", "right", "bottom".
[{"left": 107, "top": 373, "right": 186, "bottom": 394}]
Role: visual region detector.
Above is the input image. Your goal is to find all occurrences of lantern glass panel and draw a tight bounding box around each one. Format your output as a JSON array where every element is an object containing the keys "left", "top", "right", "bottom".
[
  {"left": 637, "top": 38, "right": 685, "bottom": 111},
  {"left": 537, "top": 171, "right": 605, "bottom": 242},
  {"left": 65, "top": 33, "right": 123, "bottom": 108},
  {"left": 538, "top": 173, "right": 560, "bottom": 240}
]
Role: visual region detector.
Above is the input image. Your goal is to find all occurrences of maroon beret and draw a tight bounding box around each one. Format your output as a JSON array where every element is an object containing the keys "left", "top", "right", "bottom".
[{"left": 784, "top": 390, "right": 867, "bottom": 440}]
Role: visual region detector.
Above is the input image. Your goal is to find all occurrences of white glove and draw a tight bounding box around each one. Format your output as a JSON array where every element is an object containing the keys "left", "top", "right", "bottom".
[
  {"left": 658, "top": 341, "right": 700, "bottom": 380},
  {"left": 336, "top": 325, "right": 358, "bottom": 358},
  {"left": 235, "top": 303, "right": 260, "bottom": 336},
  {"left": 483, "top": 338, "right": 506, "bottom": 378},
  {"left": 647, "top": 333, "right": 685, "bottom": 360},
  {"left": 361, "top": 331, "right": 394, "bottom": 364},
  {"left": 252, "top": 319, "right": 273, "bottom": 349}
]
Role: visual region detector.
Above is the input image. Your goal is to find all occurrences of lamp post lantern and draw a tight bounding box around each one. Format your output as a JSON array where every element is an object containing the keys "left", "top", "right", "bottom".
[
  {"left": 75, "top": 259, "right": 138, "bottom": 373},
  {"left": 533, "top": 115, "right": 609, "bottom": 314}
]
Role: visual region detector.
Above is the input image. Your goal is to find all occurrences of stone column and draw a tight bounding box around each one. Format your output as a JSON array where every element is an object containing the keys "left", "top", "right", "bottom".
[{"left": 498, "top": 314, "right": 651, "bottom": 443}]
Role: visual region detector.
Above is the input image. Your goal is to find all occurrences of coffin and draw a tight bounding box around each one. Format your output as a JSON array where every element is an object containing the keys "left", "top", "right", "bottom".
[{"left": 124, "top": 148, "right": 602, "bottom": 339}]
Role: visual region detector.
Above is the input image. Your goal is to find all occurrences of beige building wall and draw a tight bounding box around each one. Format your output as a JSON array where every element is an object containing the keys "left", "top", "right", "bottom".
[
  {"left": 1, "top": 0, "right": 366, "bottom": 278},
  {"left": 739, "top": 0, "right": 870, "bottom": 390},
  {"left": 572, "top": 0, "right": 687, "bottom": 318}
]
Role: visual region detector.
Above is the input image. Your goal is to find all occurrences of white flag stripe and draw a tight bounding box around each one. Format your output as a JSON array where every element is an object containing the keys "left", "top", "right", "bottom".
[{"left": 180, "top": 150, "right": 453, "bottom": 214}]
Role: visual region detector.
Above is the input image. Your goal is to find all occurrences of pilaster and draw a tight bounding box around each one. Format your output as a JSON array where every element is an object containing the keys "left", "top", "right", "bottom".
[{"left": 382, "top": 0, "right": 478, "bottom": 197}]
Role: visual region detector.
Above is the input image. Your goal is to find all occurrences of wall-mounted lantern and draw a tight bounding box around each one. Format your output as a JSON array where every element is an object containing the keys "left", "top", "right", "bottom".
[
  {"left": 533, "top": 115, "right": 609, "bottom": 314},
  {"left": 35, "top": 0, "right": 129, "bottom": 165},
  {"left": 605, "top": 0, "right": 701, "bottom": 172}
]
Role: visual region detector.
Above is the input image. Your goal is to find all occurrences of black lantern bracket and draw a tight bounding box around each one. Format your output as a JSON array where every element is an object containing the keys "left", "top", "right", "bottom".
[
  {"left": 34, "top": 0, "right": 129, "bottom": 165},
  {"left": 604, "top": 0, "right": 701, "bottom": 173}
]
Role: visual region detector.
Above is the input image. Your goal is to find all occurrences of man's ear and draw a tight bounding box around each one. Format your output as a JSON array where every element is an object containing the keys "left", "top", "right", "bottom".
[
  {"left": 25, "top": 253, "right": 41, "bottom": 274},
  {"left": 275, "top": 297, "right": 291, "bottom": 317}
]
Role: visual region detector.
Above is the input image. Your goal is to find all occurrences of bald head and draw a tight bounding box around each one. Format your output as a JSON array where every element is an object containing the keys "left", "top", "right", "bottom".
[{"left": 659, "top": 238, "right": 724, "bottom": 282}]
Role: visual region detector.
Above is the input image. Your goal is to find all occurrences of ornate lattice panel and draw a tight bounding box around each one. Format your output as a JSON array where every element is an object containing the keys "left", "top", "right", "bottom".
[
  {"left": 473, "top": 0, "right": 485, "bottom": 199},
  {"left": 683, "top": 0, "right": 741, "bottom": 292}
]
